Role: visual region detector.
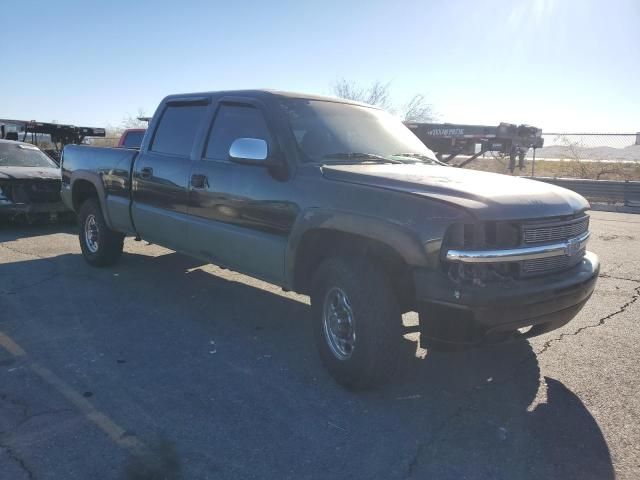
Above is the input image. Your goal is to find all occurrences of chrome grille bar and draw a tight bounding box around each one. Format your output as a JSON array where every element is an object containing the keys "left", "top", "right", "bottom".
[
  {"left": 446, "top": 231, "right": 590, "bottom": 264},
  {"left": 523, "top": 248, "right": 586, "bottom": 273}
]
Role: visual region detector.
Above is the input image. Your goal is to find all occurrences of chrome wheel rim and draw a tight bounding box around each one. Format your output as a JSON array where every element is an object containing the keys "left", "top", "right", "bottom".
[
  {"left": 322, "top": 287, "right": 356, "bottom": 360},
  {"left": 84, "top": 214, "right": 99, "bottom": 253}
]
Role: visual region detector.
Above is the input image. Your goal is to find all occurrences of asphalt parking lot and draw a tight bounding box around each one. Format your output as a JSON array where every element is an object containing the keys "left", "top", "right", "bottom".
[{"left": 0, "top": 210, "right": 638, "bottom": 479}]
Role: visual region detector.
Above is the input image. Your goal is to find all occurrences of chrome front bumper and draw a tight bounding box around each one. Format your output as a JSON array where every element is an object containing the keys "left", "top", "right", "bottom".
[{"left": 445, "top": 231, "right": 590, "bottom": 264}]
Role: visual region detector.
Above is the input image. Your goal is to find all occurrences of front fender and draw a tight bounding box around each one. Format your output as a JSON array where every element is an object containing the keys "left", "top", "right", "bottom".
[{"left": 284, "top": 207, "right": 432, "bottom": 289}]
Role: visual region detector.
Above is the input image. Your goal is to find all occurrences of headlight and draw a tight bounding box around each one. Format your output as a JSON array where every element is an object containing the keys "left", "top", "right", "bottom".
[{"left": 444, "top": 222, "right": 520, "bottom": 251}]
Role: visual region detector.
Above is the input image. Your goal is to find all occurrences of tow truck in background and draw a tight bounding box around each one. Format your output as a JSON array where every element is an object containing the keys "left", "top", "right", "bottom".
[
  {"left": 406, "top": 122, "right": 544, "bottom": 172},
  {"left": 0, "top": 119, "right": 106, "bottom": 163}
]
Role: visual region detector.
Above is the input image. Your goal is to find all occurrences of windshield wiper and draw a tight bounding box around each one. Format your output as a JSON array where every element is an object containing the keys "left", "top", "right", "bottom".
[
  {"left": 391, "top": 152, "right": 445, "bottom": 165},
  {"left": 321, "top": 152, "right": 403, "bottom": 164}
]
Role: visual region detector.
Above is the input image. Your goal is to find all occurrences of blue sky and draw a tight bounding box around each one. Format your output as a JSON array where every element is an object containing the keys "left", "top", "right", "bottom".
[{"left": 2, "top": 0, "right": 638, "bottom": 132}]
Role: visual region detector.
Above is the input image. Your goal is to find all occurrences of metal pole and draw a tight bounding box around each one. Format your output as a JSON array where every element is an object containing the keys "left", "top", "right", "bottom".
[
  {"left": 624, "top": 180, "right": 629, "bottom": 207},
  {"left": 531, "top": 148, "right": 536, "bottom": 178}
]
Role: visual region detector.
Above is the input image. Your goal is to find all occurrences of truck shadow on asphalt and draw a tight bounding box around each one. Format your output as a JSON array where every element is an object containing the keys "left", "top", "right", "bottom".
[
  {"left": 0, "top": 222, "right": 76, "bottom": 240},
  {"left": 0, "top": 247, "right": 615, "bottom": 480}
]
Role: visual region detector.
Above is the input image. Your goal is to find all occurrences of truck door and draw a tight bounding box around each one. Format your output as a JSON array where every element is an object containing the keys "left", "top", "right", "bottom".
[
  {"left": 187, "top": 100, "right": 297, "bottom": 284},
  {"left": 131, "top": 99, "right": 208, "bottom": 251}
]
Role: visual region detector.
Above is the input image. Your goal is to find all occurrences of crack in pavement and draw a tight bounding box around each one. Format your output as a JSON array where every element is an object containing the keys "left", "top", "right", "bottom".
[
  {"left": 404, "top": 403, "right": 473, "bottom": 478},
  {"left": 0, "top": 272, "right": 60, "bottom": 296},
  {"left": 404, "top": 347, "right": 535, "bottom": 477},
  {"left": 404, "top": 373, "right": 509, "bottom": 479},
  {"left": 0, "top": 392, "right": 29, "bottom": 418},
  {"left": 2, "top": 409, "right": 73, "bottom": 437},
  {"left": 405, "top": 442, "right": 421, "bottom": 478},
  {"left": 0, "top": 391, "right": 72, "bottom": 436},
  {"left": 536, "top": 277, "right": 640, "bottom": 356},
  {"left": 0, "top": 391, "right": 72, "bottom": 479},
  {"left": 0, "top": 443, "right": 36, "bottom": 480},
  {"left": 0, "top": 243, "right": 57, "bottom": 264},
  {"left": 598, "top": 273, "right": 640, "bottom": 283},
  {"left": 0, "top": 392, "right": 36, "bottom": 480}
]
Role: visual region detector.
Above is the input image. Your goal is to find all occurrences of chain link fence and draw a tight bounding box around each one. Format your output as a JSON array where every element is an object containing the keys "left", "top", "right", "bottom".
[
  {"left": 524, "top": 133, "right": 640, "bottom": 181},
  {"left": 532, "top": 133, "right": 639, "bottom": 162},
  {"left": 467, "top": 132, "right": 640, "bottom": 181}
]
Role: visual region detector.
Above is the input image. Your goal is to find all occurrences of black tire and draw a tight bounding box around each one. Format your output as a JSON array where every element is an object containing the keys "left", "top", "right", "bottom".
[
  {"left": 78, "top": 198, "right": 124, "bottom": 267},
  {"left": 310, "top": 256, "right": 403, "bottom": 390}
]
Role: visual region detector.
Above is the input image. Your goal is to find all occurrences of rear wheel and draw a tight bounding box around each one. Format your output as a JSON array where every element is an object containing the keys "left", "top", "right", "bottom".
[
  {"left": 78, "top": 199, "right": 124, "bottom": 267},
  {"left": 310, "top": 256, "right": 403, "bottom": 389}
]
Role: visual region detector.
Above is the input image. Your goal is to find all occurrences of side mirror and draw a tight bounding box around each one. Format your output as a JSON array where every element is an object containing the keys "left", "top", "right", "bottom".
[{"left": 229, "top": 138, "right": 269, "bottom": 166}]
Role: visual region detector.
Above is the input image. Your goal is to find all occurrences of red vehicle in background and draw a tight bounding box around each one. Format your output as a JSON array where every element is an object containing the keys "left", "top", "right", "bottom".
[{"left": 117, "top": 128, "right": 146, "bottom": 149}]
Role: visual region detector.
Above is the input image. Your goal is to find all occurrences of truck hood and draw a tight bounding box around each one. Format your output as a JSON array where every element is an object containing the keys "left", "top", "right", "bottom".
[
  {"left": 0, "top": 166, "right": 61, "bottom": 181},
  {"left": 321, "top": 164, "right": 589, "bottom": 220}
]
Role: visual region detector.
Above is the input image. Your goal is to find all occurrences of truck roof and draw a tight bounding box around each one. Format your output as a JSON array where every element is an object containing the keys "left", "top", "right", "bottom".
[{"left": 162, "top": 89, "right": 379, "bottom": 109}]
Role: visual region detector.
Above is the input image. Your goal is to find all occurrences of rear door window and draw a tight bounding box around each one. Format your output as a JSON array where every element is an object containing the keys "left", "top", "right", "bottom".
[
  {"left": 205, "top": 104, "right": 272, "bottom": 160},
  {"left": 151, "top": 104, "right": 207, "bottom": 156}
]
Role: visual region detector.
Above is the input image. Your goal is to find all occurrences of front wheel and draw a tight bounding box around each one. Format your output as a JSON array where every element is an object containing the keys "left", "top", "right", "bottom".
[
  {"left": 310, "top": 256, "right": 403, "bottom": 390},
  {"left": 78, "top": 199, "right": 124, "bottom": 267}
]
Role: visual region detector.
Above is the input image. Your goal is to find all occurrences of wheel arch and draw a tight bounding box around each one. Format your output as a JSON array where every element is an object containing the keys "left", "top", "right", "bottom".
[
  {"left": 70, "top": 172, "right": 113, "bottom": 229},
  {"left": 287, "top": 210, "right": 428, "bottom": 312}
]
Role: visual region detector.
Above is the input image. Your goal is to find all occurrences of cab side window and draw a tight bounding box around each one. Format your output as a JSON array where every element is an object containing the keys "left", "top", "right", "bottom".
[
  {"left": 205, "top": 104, "right": 272, "bottom": 161},
  {"left": 151, "top": 104, "right": 207, "bottom": 156}
]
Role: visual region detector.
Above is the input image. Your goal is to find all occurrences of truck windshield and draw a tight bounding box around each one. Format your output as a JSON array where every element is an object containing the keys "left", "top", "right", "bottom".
[
  {"left": 0, "top": 143, "right": 58, "bottom": 168},
  {"left": 280, "top": 98, "right": 439, "bottom": 164}
]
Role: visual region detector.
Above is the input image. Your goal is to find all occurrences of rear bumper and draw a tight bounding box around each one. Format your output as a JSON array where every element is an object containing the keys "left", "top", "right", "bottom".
[{"left": 414, "top": 251, "right": 599, "bottom": 345}]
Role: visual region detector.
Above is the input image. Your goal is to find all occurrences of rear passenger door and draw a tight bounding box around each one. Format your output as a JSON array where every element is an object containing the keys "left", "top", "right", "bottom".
[
  {"left": 187, "top": 99, "right": 298, "bottom": 283},
  {"left": 132, "top": 98, "right": 209, "bottom": 251}
]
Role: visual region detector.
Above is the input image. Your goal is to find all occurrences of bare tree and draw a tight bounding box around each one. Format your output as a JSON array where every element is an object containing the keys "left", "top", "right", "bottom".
[
  {"left": 331, "top": 79, "right": 434, "bottom": 121},
  {"left": 92, "top": 109, "right": 149, "bottom": 147},
  {"left": 121, "top": 108, "right": 148, "bottom": 129},
  {"left": 402, "top": 94, "right": 434, "bottom": 122},
  {"left": 331, "top": 79, "right": 394, "bottom": 111},
  {"left": 556, "top": 135, "right": 629, "bottom": 180},
  {"left": 93, "top": 109, "right": 150, "bottom": 147}
]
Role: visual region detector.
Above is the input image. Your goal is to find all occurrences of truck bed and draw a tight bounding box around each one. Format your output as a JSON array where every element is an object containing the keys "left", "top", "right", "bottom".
[{"left": 61, "top": 144, "right": 138, "bottom": 233}]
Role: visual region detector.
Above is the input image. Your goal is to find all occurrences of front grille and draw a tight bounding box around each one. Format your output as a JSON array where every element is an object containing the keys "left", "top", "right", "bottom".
[
  {"left": 523, "top": 216, "right": 589, "bottom": 244},
  {"left": 444, "top": 215, "right": 591, "bottom": 283},
  {"left": 520, "top": 216, "right": 589, "bottom": 276},
  {"left": 8, "top": 180, "right": 62, "bottom": 204},
  {"left": 522, "top": 247, "right": 586, "bottom": 275}
]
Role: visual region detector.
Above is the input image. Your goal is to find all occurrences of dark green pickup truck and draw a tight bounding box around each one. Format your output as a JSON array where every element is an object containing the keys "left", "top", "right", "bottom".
[{"left": 61, "top": 90, "right": 599, "bottom": 389}]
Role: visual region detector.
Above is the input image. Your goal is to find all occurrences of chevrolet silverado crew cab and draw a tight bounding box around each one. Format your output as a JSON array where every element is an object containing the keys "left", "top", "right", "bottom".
[{"left": 61, "top": 90, "right": 599, "bottom": 389}]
